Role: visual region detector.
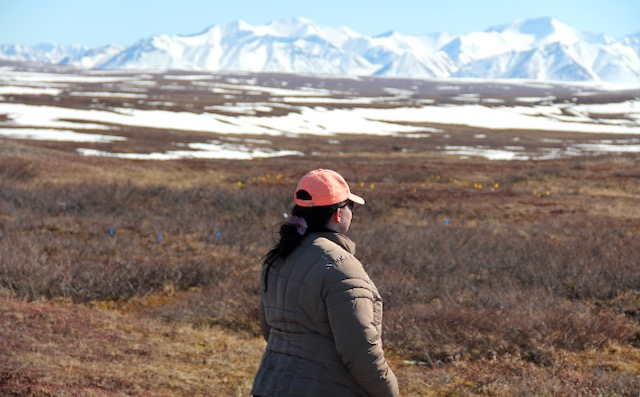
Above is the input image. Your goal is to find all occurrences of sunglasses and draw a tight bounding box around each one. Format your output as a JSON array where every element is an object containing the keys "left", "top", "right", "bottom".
[{"left": 338, "top": 200, "right": 355, "bottom": 210}]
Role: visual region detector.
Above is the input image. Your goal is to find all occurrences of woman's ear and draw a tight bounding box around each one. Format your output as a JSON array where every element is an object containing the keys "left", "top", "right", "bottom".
[
  {"left": 327, "top": 209, "right": 341, "bottom": 229},
  {"left": 333, "top": 208, "right": 342, "bottom": 223}
]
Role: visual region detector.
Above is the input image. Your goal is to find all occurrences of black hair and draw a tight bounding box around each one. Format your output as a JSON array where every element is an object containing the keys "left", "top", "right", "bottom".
[
  {"left": 262, "top": 195, "right": 352, "bottom": 291},
  {"left": 263, "top": 203, "right": 339, "bottom": 266}
]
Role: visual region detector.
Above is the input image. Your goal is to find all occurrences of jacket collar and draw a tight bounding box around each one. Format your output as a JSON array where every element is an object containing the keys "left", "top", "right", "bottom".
[{"left": 311, "top": 231, "right": 356, "bottom": 255}]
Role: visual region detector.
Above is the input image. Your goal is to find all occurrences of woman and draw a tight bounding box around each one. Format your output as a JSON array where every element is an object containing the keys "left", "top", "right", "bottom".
[{"left": 251, "top": 169, "right": 399, "bottom": 397}]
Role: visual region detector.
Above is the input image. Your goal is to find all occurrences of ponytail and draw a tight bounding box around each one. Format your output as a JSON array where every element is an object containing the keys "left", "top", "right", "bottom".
[{"left": 263, "top": 204, "right": 338, "bottom": 266}]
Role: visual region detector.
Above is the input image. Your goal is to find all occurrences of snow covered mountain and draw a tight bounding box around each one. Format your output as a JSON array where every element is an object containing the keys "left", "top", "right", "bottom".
[
  {"left": 1, "top": 16, "right": 638, "bottom": 84},
  {"left": 0, "top": 43, "right": 118, "bottom": 65}
]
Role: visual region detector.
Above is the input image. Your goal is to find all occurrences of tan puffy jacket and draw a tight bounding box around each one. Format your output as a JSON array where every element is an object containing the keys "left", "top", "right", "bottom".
[{"left": 251, "top": 231, "right": 399, "bottom": 397}]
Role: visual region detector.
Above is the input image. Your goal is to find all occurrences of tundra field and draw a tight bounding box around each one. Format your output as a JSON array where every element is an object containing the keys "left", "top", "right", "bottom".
[{"left": 1, "top": 62, "right": 639, "bottom": 396}]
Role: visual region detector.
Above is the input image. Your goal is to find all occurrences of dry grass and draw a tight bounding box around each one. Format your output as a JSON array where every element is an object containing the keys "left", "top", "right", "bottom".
[
  {"left": 0, "top": 297, "right": 264, "bottom": 397},
  {"left": 1, "top": 121, "right": 640, "bottom": 396}
]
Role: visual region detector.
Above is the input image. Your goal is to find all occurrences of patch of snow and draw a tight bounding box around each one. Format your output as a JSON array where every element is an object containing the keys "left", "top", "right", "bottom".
[
  {"left": 452, "top": 94, "right": 481, "bottom": 102},
  {"left": 69, "top": 91, "right": 148, "bottom": 98},
  {"left": 273, "top": 96, "right": 380, "bottom": 104},
  {"left": 163, "top": 74, "right": 215, "bottom": 81},
  {"left": 574, "top": 143, "right": 640, "bottom": 153},
  {"left": 0, "top": 103, "right": 111, "bottom": 130},
  {"left": 3, "top": 101, "right": 640, "bottom": 137},
  {"left": 383, "top": 87, "right": 414, "bottom": 96},
  {"left": 145, "top": 101, "right": 177, "bottom": 107},
  {"left": 574, "top": 101, "right": 640, "bottom": 118},
  {"left": 441, "top": 146, "right": 529, "bottom": 160},
  {"left": 77, "top": 141, "right": 302, "bottom": 160},
  {"left": 481, "top": 98, "right": 505, "bottom": 103},
  {"left": 207, "top": 82, "right": 336, "bottom": 97},
  {"left": 515, "top": 96, "right": 556, "bottom": 103},
  {"left": 357, "top": 103, "right": 640, "bottom": 134},
  {"left": 1, "top": 71, "right": 140, "bottom": 83},
  {"left": 0, "top": 86, "right": 63, "bottom": 95},
  {"left": 0, "top": 128, "right": 125, "bottom": 142},
  {"left": 205, "top": 103, "right": 274, "bottom": 114}
]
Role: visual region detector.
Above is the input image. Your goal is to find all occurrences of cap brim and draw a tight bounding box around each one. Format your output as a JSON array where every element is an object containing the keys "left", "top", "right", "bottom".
[{"left": 348, "top": 193, "right": 365, "bottom": 205}]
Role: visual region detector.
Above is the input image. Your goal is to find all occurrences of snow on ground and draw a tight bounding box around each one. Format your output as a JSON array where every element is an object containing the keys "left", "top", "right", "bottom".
[
  {"left": 270, "top": 96, "right": 385, "bottom": 104},
  {"left": 441, "top": 146, "right": 528, "bottom": 160},
  {"left": 194, "top": 82, "right": 337, "bottom": 97},
  {"left": 575, "top": 143, "right": 640, "bottom": 153},
  {"left": 2, "top": 100, "right": 640, "bottom": 160},
  {"left": 354, "top": 103, "right": 640, "bottom": 134},
  {"left": 573, "top": 102, "right": 640, "bottom": 121},
  {"left": 69, "top": 91, "right": 148, "bottom": 98},
  {"left": 204, "top": 103, "right": 276, "bottom": 114},
  {"left": 3, "top": 101, "right": 639, "bottom": 136},
  {"left": 78, "top": 142, "right": 302, "bottom": 160},
  {"left": 515, "top": 96, "right": 556, "bottom": 103},
  {"left": 0, "top": 103, "right": 111, "bottom": 130},
  {"left": 1, "top": 69, "right": 640, "bottom": 160},
  {"left": 0, "top": 128, "right": 125, "bottom": 142},
  {"left": 0, "top": 86, "right": 63, "bottom": 95},
  {"left": 0, "top": 70, "right": 140, "bottom": 84},
  {"left": 0, "top": 103, "right": 427, "bottom": 136}
]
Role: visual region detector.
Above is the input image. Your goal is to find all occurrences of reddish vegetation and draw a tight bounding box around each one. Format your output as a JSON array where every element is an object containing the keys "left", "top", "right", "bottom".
[
  {"left": 1, "top": 140, "right": 639, "bottom": 395},
  {"left": 0, "top": 297, "right": 262, "bottom": 396},
  {"left": 0, "top": 66, "right": 639, "bottom": 395}
]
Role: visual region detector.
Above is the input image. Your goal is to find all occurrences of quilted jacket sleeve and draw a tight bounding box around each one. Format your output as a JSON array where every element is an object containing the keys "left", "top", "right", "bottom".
[
  {"left": 324, "top": 259, "right": 399, "bottom": 397},
  {"left": 259, "top": 295, "right": 271, "bottom": 342}
]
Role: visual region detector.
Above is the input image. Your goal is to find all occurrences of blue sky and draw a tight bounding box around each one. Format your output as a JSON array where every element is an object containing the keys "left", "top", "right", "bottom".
[{"left": 1, "top": 0, "right": 639, "bottom": 46}]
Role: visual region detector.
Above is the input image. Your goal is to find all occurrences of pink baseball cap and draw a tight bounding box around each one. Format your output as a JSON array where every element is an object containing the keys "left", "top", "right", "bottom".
[{"left": 294, "top": 169, "right": 365, "bottom": 207}]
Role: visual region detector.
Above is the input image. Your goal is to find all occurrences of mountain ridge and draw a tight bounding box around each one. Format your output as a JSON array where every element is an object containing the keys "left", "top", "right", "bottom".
[{"left": 1, "top": 16, "right": 638, "bottom": 84}]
